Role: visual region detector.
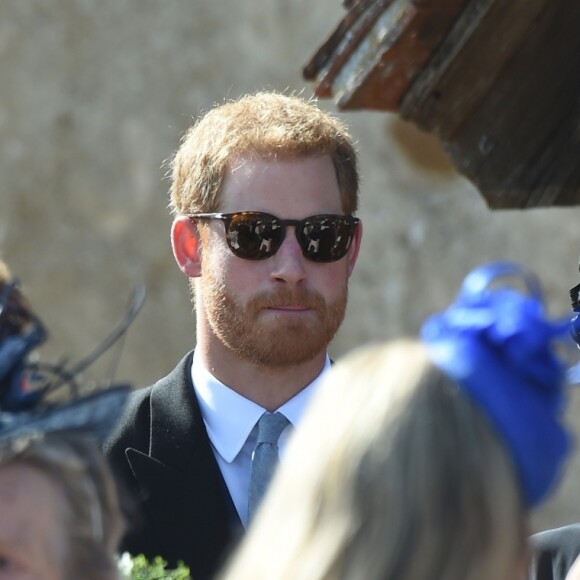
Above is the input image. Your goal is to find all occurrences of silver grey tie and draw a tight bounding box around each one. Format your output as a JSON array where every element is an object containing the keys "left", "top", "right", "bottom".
[{"left": 247, "top": 412, "right": 290, "bottom": 521}]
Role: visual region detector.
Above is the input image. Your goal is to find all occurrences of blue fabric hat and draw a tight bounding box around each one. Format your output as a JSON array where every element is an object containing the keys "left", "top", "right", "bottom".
[{"left": 421, "top": 261, "right": 572, "bottom": 508}]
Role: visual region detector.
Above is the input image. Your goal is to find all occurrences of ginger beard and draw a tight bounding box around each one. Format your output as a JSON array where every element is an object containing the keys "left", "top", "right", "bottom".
[{"left": 199, "top": 263, "right": 348, "bottom": 367}]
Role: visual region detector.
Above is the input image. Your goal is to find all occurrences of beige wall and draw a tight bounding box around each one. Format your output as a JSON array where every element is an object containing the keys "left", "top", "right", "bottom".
[{"left": 1, "top": 0, "right": 579, "bottom": 532}]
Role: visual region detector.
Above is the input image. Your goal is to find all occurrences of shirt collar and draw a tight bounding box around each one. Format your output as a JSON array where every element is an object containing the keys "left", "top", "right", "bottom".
[{"left": 191, "top": 351, "right": 330, "bottom": 463}]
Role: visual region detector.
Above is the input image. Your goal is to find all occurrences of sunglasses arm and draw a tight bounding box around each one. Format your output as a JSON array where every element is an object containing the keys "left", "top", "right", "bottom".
[{"left": 347, "top": 220, "right": 363, "bottom": 276}]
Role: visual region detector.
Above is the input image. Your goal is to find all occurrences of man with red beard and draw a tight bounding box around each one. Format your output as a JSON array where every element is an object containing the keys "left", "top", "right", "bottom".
[{"left": 105, "top": 91, "right": 363, "bottom": 580}]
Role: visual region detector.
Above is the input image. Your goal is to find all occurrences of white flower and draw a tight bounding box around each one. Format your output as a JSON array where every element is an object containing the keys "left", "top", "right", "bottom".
[{"left": 117, "top": 552, "right": 134, "bottom": 577}]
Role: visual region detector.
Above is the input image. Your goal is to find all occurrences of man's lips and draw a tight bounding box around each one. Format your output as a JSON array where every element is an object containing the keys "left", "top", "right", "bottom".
[{"left": 266, "top": 305, "right": 310, "bottom": 312}]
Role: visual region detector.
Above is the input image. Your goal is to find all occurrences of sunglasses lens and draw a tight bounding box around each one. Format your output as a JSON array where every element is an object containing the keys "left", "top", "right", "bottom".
[
  {"left": 298, "top": 216, "right": 356, "bottom": 263},
  {"left": 226, "top": 213, "right": 284, "bottom": 260}
]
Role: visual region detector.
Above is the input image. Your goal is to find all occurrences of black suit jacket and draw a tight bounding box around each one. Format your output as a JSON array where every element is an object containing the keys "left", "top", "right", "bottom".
[
  {"left": 104, "top": 352, "right": 243, "bottom": 580},
  {"left": 529, "top": 524, "right": 580, "bottom": 580}
]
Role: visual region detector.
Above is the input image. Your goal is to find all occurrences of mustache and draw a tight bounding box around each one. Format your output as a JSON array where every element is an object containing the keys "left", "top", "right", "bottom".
[{"left": 247, "top": 288, "right": 326, "bottom": 311}]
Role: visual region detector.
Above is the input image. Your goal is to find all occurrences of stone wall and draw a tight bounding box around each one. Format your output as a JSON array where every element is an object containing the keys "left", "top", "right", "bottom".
[{"left": 1, "top": 0, "right": 579, "bottom": 532}]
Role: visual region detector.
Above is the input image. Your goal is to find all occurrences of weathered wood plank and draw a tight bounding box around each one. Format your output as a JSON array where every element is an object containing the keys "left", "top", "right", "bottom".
[
  {"left": 400, "top": 0, "right": 551, "bottom": 137},
  {"left": 439, "top": 0, "right": 580, "bottom": 208},
  {"left": 303, "top": 0, "right": 469, "bottom": 111},
  {"left": 336, "top": 0, "right": 471, "bottom": 110},
  {"left": 303, "top": 0, "right": 395, "bottom": 99},
  {"left": 303, "top": 0, "right": 580, "bottom": 208}
]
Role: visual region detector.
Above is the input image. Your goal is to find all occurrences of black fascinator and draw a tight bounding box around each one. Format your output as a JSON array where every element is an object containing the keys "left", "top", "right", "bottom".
[{"left": 0, "top": 272, "right": 145, "bottom": 442}]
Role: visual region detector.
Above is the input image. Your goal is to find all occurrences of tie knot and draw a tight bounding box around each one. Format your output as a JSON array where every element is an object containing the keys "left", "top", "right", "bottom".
[{"left": 256, "top": 412, "right": 289, "bottom": 445}]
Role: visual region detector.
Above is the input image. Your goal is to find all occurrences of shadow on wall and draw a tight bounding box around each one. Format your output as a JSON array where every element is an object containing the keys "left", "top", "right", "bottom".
[{"left": 389, "top": 117, "right": 457, "bottom": 178}]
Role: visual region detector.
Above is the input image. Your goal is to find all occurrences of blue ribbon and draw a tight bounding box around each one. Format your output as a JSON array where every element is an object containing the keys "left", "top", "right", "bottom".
[{"left": 421, "top": 261, "right": 571, "bottom": 507}]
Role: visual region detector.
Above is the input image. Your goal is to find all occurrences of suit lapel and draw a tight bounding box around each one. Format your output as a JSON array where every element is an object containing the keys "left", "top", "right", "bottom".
[{"left": 126, "top": 354, "right": 241, "bottom": 578}]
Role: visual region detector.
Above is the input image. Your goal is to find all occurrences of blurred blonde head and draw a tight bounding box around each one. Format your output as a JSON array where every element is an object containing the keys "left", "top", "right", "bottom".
[
  {"left": 0, "top": 432, "right": 125, "bottom": 580},
  {"left": 221, "top": 339, "right": 527, "bottom": 580}
]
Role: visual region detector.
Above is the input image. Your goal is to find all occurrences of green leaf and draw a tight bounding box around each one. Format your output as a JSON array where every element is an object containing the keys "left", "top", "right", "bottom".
[{"left": 118, "top": 553, "right": 192, "bottom": 579}]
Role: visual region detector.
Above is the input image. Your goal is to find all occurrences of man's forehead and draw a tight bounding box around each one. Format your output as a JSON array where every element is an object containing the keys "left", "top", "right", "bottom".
[
  {"left": 223, "top": 154, "right": 335, "bottom": 186},
  {"left": 220, "top": 155, "right": 340, "bottom": 215}
]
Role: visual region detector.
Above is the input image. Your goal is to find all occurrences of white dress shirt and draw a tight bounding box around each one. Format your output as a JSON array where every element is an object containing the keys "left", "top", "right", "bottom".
[{"left": 191, "top": 350, "right": 331, "bottom": 528}]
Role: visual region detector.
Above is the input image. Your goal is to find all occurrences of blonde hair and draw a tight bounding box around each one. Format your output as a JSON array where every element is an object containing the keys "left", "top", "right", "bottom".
[
  {"left": 0, "top": 260, "right": 11, "bottom": 285},
  {"left": 0, "top": 432, "right": 125, "bottom": 580},
  {"left": 221, "top": 340, "right": 527, "bottom": 580},
  {"left": 0, "top": 261, "right": 34, "bottom": 338},
  {"left": 169, "top": 91, "right": 359, "bottom": 215}
]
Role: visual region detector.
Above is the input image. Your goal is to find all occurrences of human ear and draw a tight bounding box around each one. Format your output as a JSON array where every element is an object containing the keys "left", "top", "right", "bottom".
[{"left": 171, "top": 216, "right": 202, "bottom": 277}]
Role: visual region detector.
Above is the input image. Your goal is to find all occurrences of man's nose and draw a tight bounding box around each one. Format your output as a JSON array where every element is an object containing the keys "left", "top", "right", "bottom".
[{"left": 270, "top": 227, "right": 307, "bottom": 285}]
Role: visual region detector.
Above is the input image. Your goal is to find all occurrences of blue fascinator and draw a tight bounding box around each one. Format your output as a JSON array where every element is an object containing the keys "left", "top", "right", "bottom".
[{"left": 421, "top": 261, "right": 572, "bottom": 508}]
